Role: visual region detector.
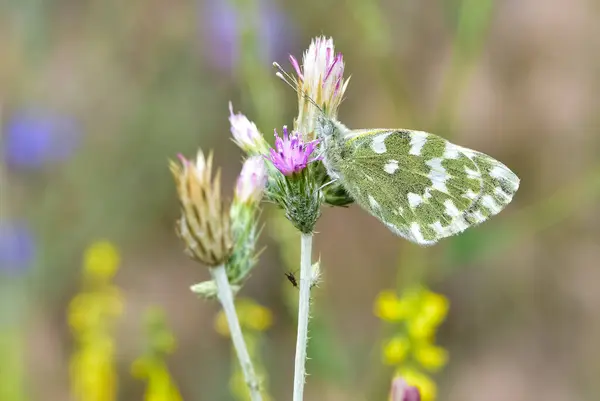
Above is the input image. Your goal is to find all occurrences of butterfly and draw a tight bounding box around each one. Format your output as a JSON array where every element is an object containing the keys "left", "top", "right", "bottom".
[{"left": 315, "top": 115, "right": 520, "bottom": 245}]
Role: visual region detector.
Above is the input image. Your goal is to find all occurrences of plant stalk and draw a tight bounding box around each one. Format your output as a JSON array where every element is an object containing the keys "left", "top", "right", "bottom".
[
  {"left": 292, "top": 233, "right": 313, "bottom": 401},
  {"left": 211, "top": 265, "right": 262, "bottom": 401}
]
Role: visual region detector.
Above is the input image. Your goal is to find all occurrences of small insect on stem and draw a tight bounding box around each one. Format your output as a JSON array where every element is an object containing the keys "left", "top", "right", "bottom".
[
  {"left": 285, "top": 270, "right": 320, "bottom": 289},
  {"left": 285, "top": 271, "right": 299, "bottom": 288}
]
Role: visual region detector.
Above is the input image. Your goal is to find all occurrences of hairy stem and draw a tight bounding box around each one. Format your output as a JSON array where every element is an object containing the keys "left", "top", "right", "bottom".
[
  {"left": 293, "top": 233, "right": 313, "bottom": 401},
  {"left": 211, "top": 265, "right": 262, "bottom": 401}
]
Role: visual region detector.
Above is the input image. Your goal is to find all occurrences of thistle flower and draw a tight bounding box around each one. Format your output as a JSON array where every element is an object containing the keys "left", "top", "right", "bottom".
[
  {"left": 284, "top": 36, "right": 350, "bottom": 138},
  {"left": 390, "top": 377, "right": 421, "bottom": 401},
  {"left": 266, "top": 126, "right": 323, "bottom": 233},
  {"left": 266, "top": 126, "right": 320, "bottom": 176},
  {"left": 170, "top": 151, "right": 233, "bottom": 267},
  {"left": 235, "top": 156, "right": 267, "bottom": 205},
  {"left": 228, "top": 103, "right": 268, "bottom": 155}
]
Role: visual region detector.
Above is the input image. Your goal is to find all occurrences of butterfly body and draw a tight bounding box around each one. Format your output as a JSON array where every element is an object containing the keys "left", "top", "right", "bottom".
[{"left": 315, "top": 115, "right": 520, "bottom": 245}]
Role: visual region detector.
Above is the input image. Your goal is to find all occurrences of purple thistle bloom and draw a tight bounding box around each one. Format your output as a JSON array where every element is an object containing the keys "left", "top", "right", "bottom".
[
  {"left": 2, "top": 108, "right": 80, "bottom": 169},
  {"left": 0, "top": 221, "right": 35, "bottom": 275},
  {"left": 267, "top": 126, "right": 320, "bottom": 176}
]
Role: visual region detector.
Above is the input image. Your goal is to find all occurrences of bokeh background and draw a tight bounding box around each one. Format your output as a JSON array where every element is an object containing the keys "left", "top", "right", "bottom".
[{"left": 2, "top": 0, "right": 600, "bottom": 400}]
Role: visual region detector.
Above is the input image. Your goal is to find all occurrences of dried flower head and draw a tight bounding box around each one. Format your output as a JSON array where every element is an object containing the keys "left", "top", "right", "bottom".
[
  {"left": 228, "top": 102, "right": 268, "bottom": 155},
  {"left": 170, "top": 150, "right": 233, "bottom": 266},
  {"left": 266, "top": 126, "right": 320, "bottom": 176},
  {"left": 235, "top": 156, "right": 267, "bottom": 204},
  {"left": 283, "top": 36, "right": 350, "bottom": 138}
]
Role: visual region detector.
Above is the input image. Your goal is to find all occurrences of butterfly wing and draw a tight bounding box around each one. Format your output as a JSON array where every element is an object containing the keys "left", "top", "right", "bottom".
[{"left": 336, "top": 129, "right": 520, "bottom": 245}]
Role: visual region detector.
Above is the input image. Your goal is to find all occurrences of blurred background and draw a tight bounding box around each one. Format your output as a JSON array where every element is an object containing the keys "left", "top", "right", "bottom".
[{"left": 1, "top": 0, "right": 600, "bottom": 400}]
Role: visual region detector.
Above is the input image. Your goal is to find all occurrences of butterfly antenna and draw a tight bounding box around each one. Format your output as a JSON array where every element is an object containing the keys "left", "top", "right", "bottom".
[
  {"left": 272, "top": 62, "right": 324, "bottom": 114},
  {"left": 273, "top": 62, "right": 299, "bottom": 88}
]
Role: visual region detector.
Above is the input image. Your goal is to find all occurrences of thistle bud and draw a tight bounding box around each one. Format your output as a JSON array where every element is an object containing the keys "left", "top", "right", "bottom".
[
  {"left": 170, "top": 150, "right": 233, "bottom": 267},
  {"left": 235, "top": 156, "right": 267, "bottom": 205},
  {"left": 390, "top": 377, "right": 421, "bottom": 401},
  {"left": 190, "top": 280, "right": 241, "bottom": 299},
  {"left": 228, "top": 102, "right": 269, "bottom": 155}
]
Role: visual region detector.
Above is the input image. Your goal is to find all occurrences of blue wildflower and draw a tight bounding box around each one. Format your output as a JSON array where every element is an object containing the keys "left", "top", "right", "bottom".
[
  {"left": 0, "top": 222, "right": 35, "bottom": 274},
  {"left": 3, "top": 108, "right": 79, "bottom": 169}
]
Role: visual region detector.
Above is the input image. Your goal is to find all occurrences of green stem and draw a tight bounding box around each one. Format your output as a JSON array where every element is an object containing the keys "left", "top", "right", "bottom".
[
  {"left": 211, "top": 265, "right": 262, "bottom": 401},
  {"left": 292, "top": 233, "right": 313, "bottom": 401}
]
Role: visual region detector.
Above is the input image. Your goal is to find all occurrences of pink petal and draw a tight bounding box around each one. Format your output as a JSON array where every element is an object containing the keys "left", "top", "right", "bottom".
[{"left": 289, "top": 55, "right": 303, "bottom": 80}]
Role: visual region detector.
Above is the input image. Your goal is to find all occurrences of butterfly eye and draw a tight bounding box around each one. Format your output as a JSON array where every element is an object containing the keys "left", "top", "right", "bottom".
[{"left": 316, "top": 116, "right": 334, "bottom": 138}]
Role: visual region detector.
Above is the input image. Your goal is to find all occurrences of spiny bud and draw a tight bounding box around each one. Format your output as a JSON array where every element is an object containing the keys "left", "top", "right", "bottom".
[
  {"left": 170, "top": 150, "right": 233, "bottom": 267},
  {"left": 190, "top": 280, "right": 241, "bottom": 299},
  {"left": 228, "top": 102, "right": 269, "bottom": 155}
]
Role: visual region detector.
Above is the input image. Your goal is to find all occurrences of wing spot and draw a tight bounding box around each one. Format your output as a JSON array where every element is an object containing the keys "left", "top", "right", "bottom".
[
  {"left": 383, "top": 160, "right": 399, "bottom": 174},
  {"left": 465, "top": 166, "right": 481, "bottom": 178},
  {"left": 490, "top": 165, "right": 513, "bottom": 180},
  {"left": 409, "top": 131, "right": 428, "bottom": 156},
  {"left": 410, "top": 222, "right": 426, "bottom": 244},
  {"left": 370, "top": 132, "right": 393, "bottom": 154},
  {"left": 494, "top": 186, "right": 511, "bottom": 202},
  {"left": 443, "top": 142, "right": 461, "bottom": 159},
  {"left": 430, "top": 221, "right": 448, "bottom": 236},
  {"left": 444, "top": 199, "right": 461, "bottom": 218},
  {"left": 408, "top": 193, "right": 423, "bottom": 209},
  {"left": 426, "top": 158, "right": 450, "bottom": 194},
  {"left": 384, "top": 222, "right": 410, "bottom": 239},
  {"left": 481, "top": 195, "right": 501, "bottom": 214},
  {"left": 464, "top": 189, "right": 478, "bottom": 200},
  {"left": 471, "top": 211, "right": 487, "bottom": 223}
]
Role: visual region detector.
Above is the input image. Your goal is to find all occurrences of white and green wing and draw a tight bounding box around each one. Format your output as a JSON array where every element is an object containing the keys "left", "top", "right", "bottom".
[{"left": 337, "top": 129, "right": 520, "bottom": 245}]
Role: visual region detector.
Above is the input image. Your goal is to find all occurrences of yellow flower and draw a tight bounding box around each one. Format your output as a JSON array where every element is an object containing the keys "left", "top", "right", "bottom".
[
  {"left": 374, "top": 291, "right": 406, "bottom": 321},
  {"left": 83, "top": 241, "right": 120, "bottom": 280},
  {"left": 132, "top": 358, "right": 183, "bottom": 401},
  {"left": 413, "top": 343, "right": 448, "bottom": 372},
  {"left": 408, "top": 291, "right": 449, "bottom": 340},
  {"left": 70, "top": 337, "right": 117, "bottom": 401},
  {"left": 383, "top": 336, "right": 409, "bottom": 365},
  {"left": 398, "top": 368, "right": 437, "bottom": 401},
  {"left": 215, "top": 311, "right": 230, "bottom": 337},
  {"left": 421, "top": 291, "right": 449, "bottom": 326},
  {"left": 215, "top": 299, "right": 273, "bottom": 336},
  {"left": 241, "top": 301, "right": 273, "bottom": 332}
]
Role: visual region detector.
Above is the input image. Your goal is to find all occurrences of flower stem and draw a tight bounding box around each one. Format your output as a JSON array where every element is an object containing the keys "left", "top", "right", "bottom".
[
  {"left": 211, "top": 265, "right": 262, "bottom": 401},
  {"left": 293, "top": 233, "right": 313, "bottom": 401}
]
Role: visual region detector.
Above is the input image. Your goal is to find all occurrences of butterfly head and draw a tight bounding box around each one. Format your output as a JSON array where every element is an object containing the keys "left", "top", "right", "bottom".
[
  {"left": 315, "top": 114, "right": 350, "bottom": 143},
  {"left": 315, "top": 114, "right": 335, "bottom": 138}
]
